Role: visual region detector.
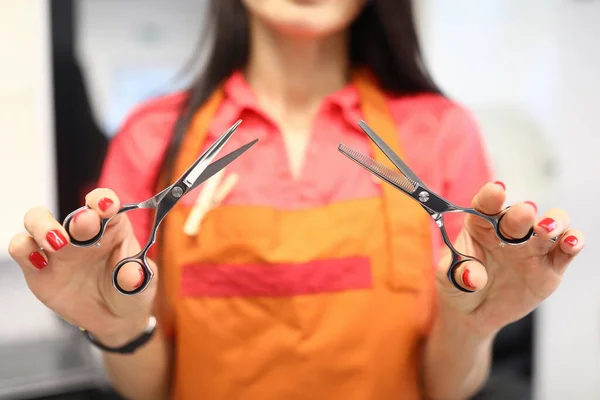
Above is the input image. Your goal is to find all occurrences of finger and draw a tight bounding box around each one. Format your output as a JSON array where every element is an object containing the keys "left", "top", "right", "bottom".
[
  {"left": 8, "top": 232, "right": 49, "bottom": 273},
  {"left": 69, "top": 188, "right": 131, "bottom": 245},
  {"left": 85, "top": 188, "right": 121, "bottom": 220},
  {"left": 497, "top": 201, "right": 537, "bottom": 240},
  {"left": 467, "top": 181, "right": 506, "bottom": 229},
  {"left": 23, "top": 207, "right": 69, "bottom": 253},
  {"left": 114, "top": 261, "right": 146, "bottom": 293},
  {"left": 68, "top": 188, "right": 124, "bottom": 242},
  {"left": 550, "top": 229, "right": 585, "bottom": 273},
  {"left": 534, "top": 207, "right": 570, "bottom": 241},
  {"left": 451, "top": 260, "right": 488, "bottom": 292},
  {"left": 105, "top": 252, "right": 158, "bottom": 318},
  {"left": 66, "top": 207, "right": 102, "bottom": 242}
]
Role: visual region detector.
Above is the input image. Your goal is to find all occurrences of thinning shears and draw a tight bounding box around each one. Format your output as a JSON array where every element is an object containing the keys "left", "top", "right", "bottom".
[
  {"left": 63, "top": 120, "right": 257, "bottom": 296},
  {"left": 338, "top": 121, "right": 550, "bottom": 293}
]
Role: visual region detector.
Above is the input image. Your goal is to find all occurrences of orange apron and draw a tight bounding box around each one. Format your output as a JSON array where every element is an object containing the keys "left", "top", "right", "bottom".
[{"left": 159, "top": 70, "right": 436, "bottom": 400}]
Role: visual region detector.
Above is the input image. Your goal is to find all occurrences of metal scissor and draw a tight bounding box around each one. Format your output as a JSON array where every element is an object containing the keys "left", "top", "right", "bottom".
[
  {"left": 338, "top": 120, "right": 551, "bottom": 293},
  {"left": 63, "top": 120, "right": 257, "bottom": 296}
]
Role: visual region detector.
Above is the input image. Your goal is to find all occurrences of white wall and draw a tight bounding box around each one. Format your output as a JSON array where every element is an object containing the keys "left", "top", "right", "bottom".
[
  {"left": 0, "top": 1, "right": 64, "bottom": 342},
  {"left": 418, "top": 1, "right": 600, "bottom": 398},
  {"left": 536, "top": 2, "right": 600, "bottom": 398},
  {"left": 0, "top": 1, "right": 56, "bottom": 261},
  {"left": 76, "top": 0, "right": 207, "bottom": 135}
]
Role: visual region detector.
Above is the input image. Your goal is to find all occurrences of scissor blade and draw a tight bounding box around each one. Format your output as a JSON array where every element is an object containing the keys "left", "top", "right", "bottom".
[
  {"left": 142, "top": 186, "right": 171, "bottom": 208},
  {"left": 190, "top": 139, "right": 258, "bottom": 192},
  {"left": 338, "top": 143, "right": 417, "bottom": 194},
  {"left": 357, "top": 120, "right": 423, "bottom": 186},
  {"left": 182, "top": 119, "right": 242, "bottom": 188}
]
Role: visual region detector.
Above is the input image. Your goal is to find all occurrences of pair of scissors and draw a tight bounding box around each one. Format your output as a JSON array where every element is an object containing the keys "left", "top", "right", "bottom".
[
  {"left": 63, "top": 120, "right": 257, "bottom": 296},
  {"left": 338, "top": 120, "right": 552, "bottom": 293}
]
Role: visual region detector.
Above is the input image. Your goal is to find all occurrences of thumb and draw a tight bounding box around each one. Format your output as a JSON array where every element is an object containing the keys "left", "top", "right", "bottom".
[
  {"left": 437, "top": 247, "right": 488, "bottom": 294},
  {"left": 437, "top": 256, "right": 489, "bottom": 314},
  {"left": 103, "top": 234, "right": 158, "bottom": 318},
  {"left": 449, "top": 259, "right": 488, "bottom": 293}
]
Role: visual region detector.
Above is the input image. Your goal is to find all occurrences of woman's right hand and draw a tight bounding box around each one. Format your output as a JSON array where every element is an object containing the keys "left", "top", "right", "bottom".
[{"left": 8, "top": 189, "right": 157, "bottom": 347}]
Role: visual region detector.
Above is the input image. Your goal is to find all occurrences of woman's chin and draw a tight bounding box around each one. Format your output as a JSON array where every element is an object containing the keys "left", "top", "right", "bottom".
[
  {"left": 274, "top": 23, "right": 337, "bottom": 40},
  {"left": 243, "top": 0, "right": 365, "bottom": 40}
]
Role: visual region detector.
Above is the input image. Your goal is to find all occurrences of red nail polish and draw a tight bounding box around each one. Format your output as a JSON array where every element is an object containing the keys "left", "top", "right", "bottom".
[
  {"left": 98, "top": 197, "right": 114, "bottom": 212},
  {"left": 462, "top": 269, "right": 476, "bottom": 290},
  {"left": 494, "top": 181, "right": 506, "bottom": 191},
  {"left": 46, "top": 230, "right": 67, "bottom": 251},
  {"left": 72, "top": 209, "right": 87, "bottom": 223},
  {"left": 29, "top": 252, "right": 47, "bottom": 270},
  {"left": 525, "top": 201, "right": 538, "bottom": 213},
  {"left": 133, "top": 269, "right": 145, "bottom": 289},
  {"left": 564, "top": 235, "right": 578, "bottom": 246},
  {"left": 538, "top": 217, "right": 557, "bottom": 233}
]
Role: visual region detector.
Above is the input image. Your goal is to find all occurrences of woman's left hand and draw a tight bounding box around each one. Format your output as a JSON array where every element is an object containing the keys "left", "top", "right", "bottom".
[{"left": 436, "top": 181, "right": 585, "bottom": 337}]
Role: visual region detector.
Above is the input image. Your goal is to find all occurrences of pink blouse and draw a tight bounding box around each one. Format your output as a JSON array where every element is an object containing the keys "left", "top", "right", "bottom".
[{"left": 98, "top": 71, "right": 493, "bottom": 262}]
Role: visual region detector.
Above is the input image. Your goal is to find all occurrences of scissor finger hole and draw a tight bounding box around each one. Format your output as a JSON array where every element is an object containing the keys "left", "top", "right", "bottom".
[
  {"left": 63, "top": 207, "right": 105, "bottom": 248},
  {"left": 447, "top": 258, "right": 479, "bottom": 293},
  {"left": 112, "top": 258, "right": 152, "bottom": 296},
  {"left": 495, "top": 212, "right": 534, "bottom": 245}
]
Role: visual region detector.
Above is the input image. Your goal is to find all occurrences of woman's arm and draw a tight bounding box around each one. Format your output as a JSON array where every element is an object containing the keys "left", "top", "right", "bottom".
[
  {"left": 422, "top": 302, "right": 496, "bottom": 399},
  {"left": 99, "top": 319, "right": 173, "bottom": 400}
]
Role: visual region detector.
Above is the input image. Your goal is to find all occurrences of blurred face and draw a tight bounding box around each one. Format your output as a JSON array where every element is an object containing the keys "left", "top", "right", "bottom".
[{"left": 241, "top": 0, "right": 367, "bottom": 39}]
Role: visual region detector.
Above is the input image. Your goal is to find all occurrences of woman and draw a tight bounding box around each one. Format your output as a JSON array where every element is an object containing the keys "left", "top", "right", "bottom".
[{"left": 8, "top": 1, "right": 584, "bottom": 399}]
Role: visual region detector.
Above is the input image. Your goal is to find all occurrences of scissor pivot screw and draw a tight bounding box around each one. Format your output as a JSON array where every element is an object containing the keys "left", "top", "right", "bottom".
[
  {"left": 172, "top": 186, "right": 184, "bottom": 198},
  {"left": 418, "top": 191, "right": 430, "bottom": 203}
]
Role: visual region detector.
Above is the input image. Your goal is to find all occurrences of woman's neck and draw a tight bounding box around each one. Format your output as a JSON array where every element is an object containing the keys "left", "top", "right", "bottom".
[{"left": 245, "top": 18, "right": 350, "bottom": 125}]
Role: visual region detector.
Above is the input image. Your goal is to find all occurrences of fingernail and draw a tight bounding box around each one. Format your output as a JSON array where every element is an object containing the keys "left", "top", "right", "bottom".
[
  {"left": 98, "top": 197, "right": 114, "bottom": 212},
  {"left": 494, "top": 181, "right": 506, "bottom": 191},
  {"left": 29, "top": 252, "right": 47, "bottom": 270},
  {"left": 462, "top": 269, "right": 476, "bottom": 290},
  {"left": 564, "top": 235, "right": 578, "bottom": 246},
  {"left": 538, "top": 217, "right": 557, "bottom": 233},
  {"left": 72, "top": 209, "right": 87, "bottom": 223},
  {"left": 133, "top": 269, "right": 145, "bottom": 289},
  {"left": 525, "top": 201, "right": 538, "bottom": 213},
  {"left": 46, "top": 230, "right": 67, "bottom": 251}
]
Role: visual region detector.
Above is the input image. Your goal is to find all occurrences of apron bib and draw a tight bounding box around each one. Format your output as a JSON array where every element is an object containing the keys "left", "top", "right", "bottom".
[{"left": 158, "top": 70, "right": 435, "bottom": 400}]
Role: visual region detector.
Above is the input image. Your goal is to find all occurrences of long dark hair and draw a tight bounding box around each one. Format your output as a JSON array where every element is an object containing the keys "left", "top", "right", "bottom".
[{"left": 160, "top": 0, "right": 441, "bottom": 184}]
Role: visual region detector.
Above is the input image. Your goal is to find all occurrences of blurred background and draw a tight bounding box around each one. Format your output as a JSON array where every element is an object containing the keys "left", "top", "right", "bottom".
[{"left": 0, "top": 0, "right": 598, "bottom": 399}]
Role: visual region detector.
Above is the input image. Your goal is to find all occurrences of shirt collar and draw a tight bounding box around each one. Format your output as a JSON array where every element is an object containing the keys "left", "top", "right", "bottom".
[
  {"left": 206, "top": 71, "right": 265, "bottom": 140},
  {"left": 328, "top": 83, "right": 363, "bottom": 134},
  {"left": 207, "top": 70, "right": 364, "bottom": 139}
]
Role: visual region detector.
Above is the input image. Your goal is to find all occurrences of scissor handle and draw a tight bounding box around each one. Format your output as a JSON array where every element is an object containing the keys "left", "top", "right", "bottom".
[
  {"left": 63, "top": 204, "right": 139, "bottom": 248},
  {"left": 460, "top": 206, "right": 534, "bottom": 245},
  {"left": 447, "top": 256, "right": 481, "bottom": 294},
  {"left": 437, "top": 222, "right": 480, "bottom": 293},
  {"left": 112, "top": 253, "right": 154, "bottom": 296}
]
